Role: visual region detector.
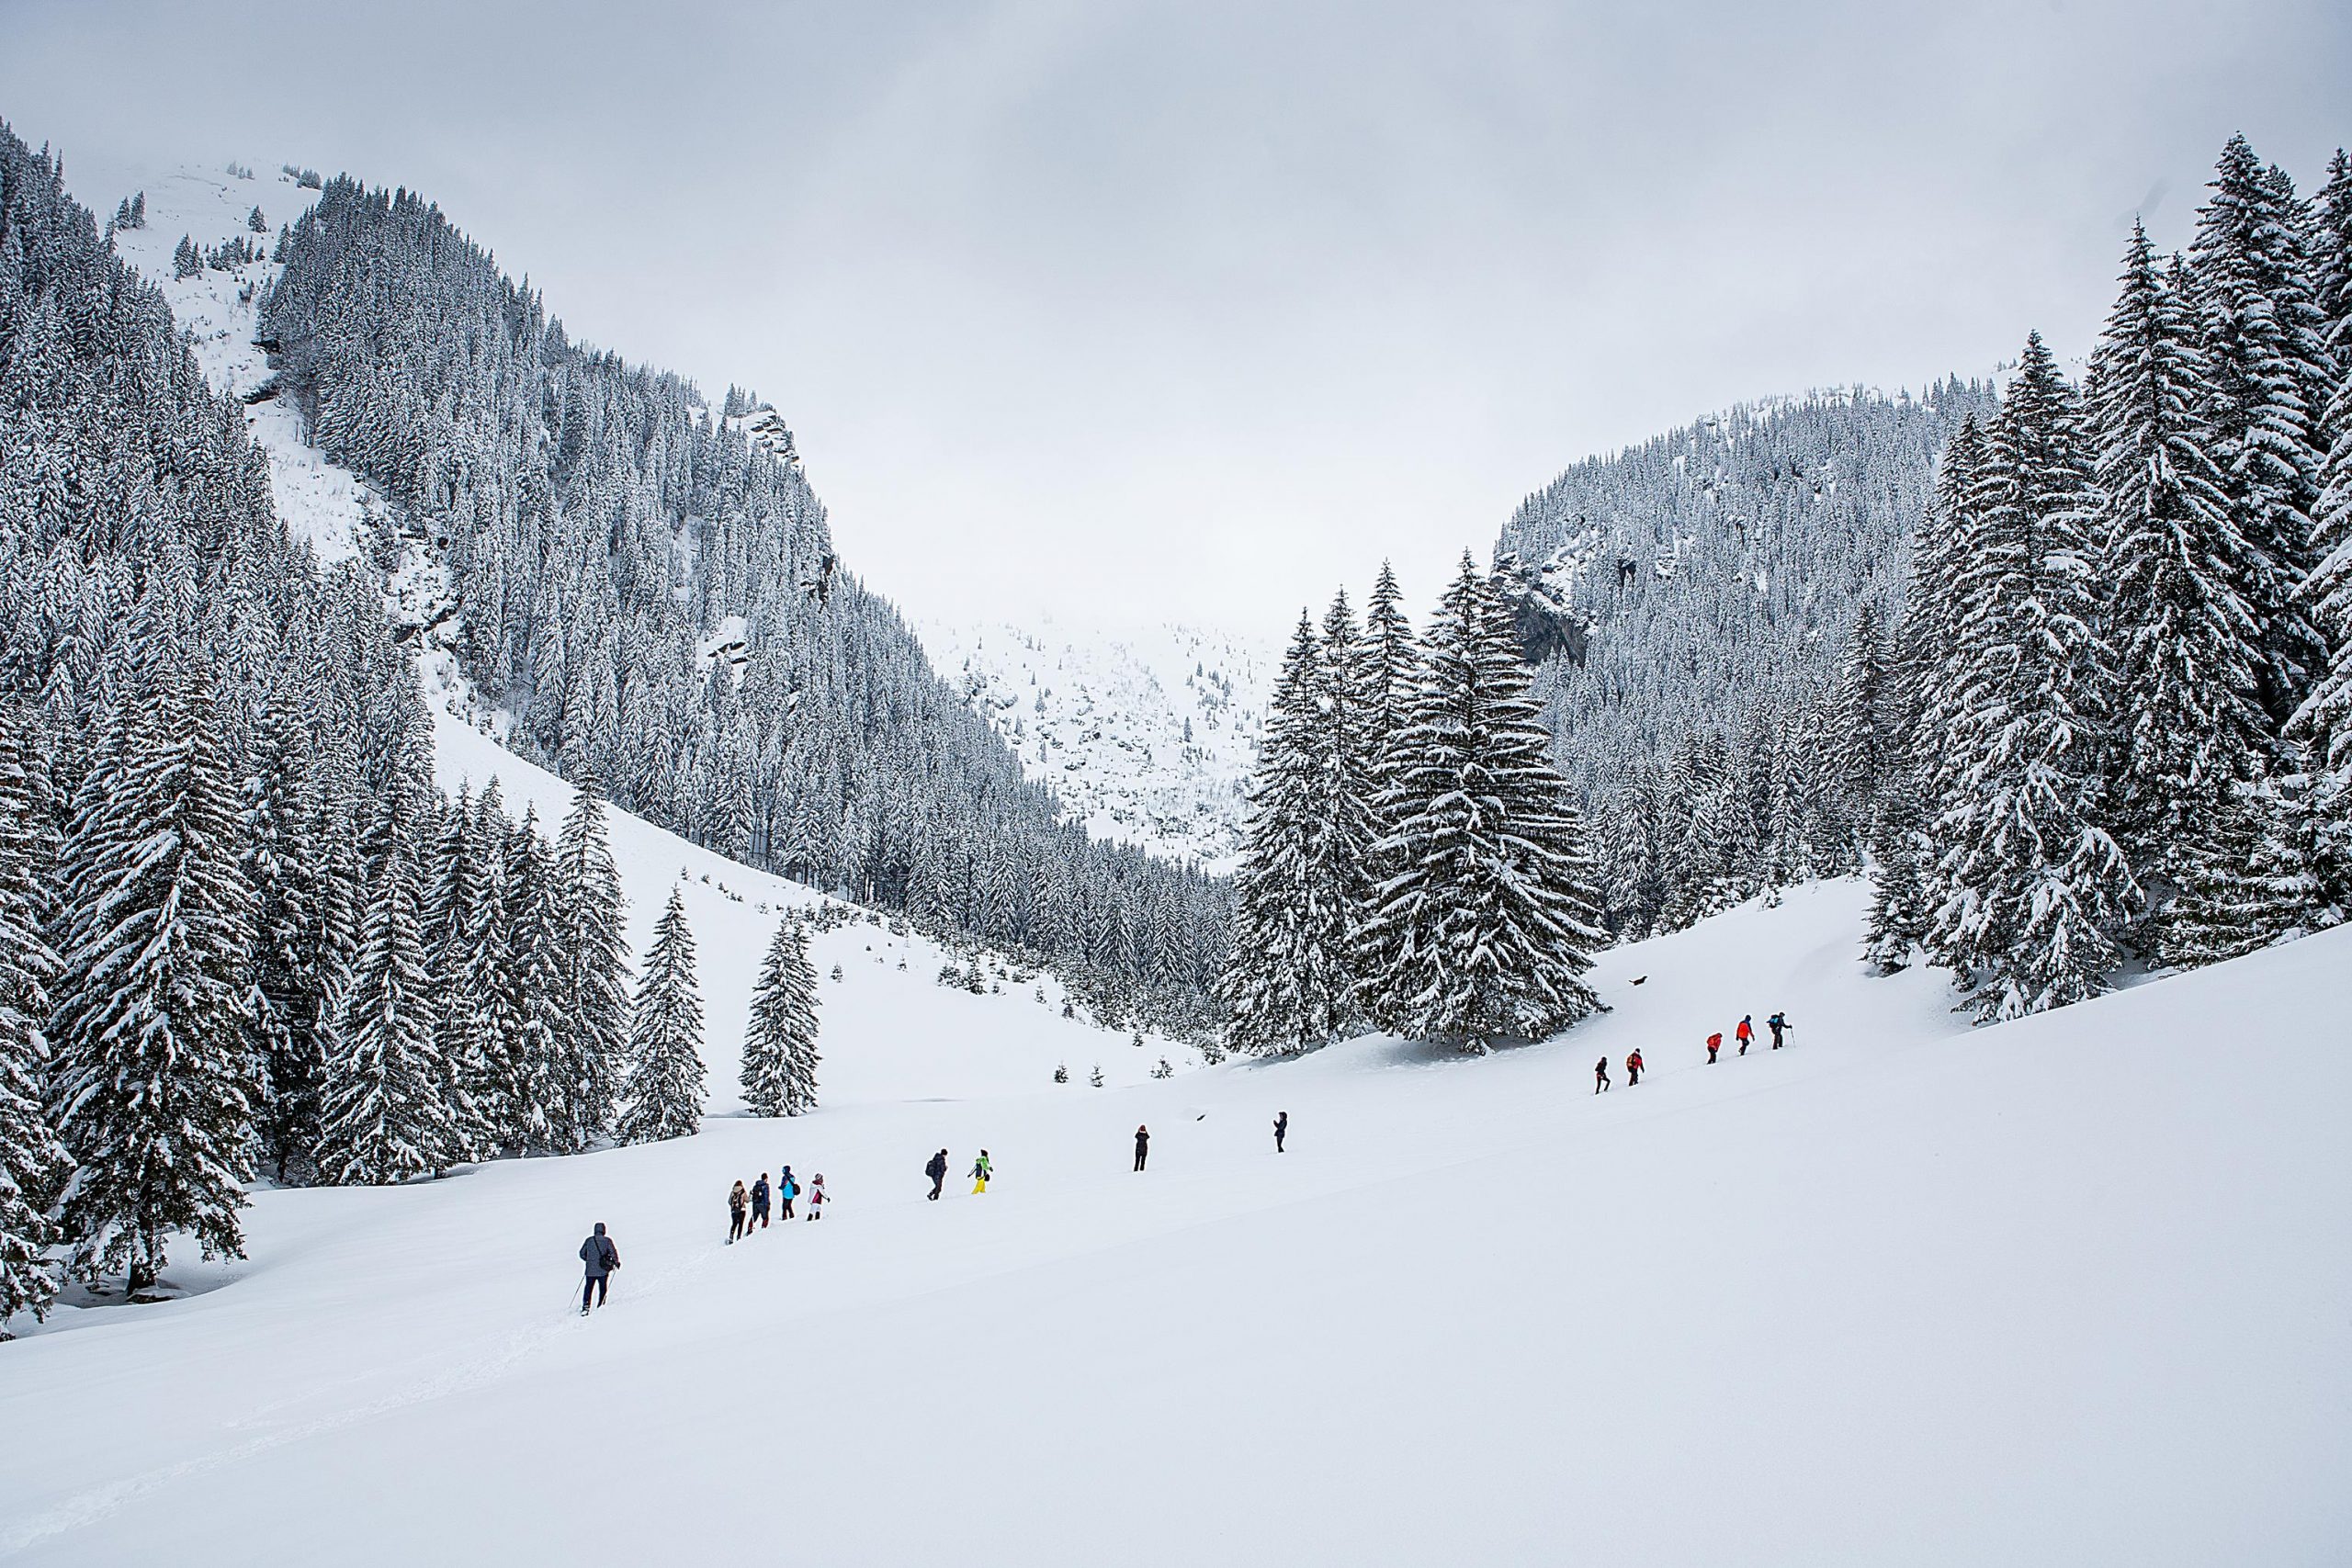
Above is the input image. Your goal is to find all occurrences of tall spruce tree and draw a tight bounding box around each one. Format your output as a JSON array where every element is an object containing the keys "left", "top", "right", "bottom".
[
  {"left": 2188, "top": 135, "right": 2332, "bottom": 736},
  {"left": 1360, "top": 556, "right": 1607, "bottom": 1052},
  {"left": 741, "top": 919, "right": 820, "bottom": 1117},
  {"left": 2290, "top": 152, "right": 2352, "bottom": 909},
  {"left": 2090, "top": 223, "right": 2264, "bottom": 894},
  {"left": 240, "top": 699, "right": 331, "bottom": 1181},
  {"left": 317, "top": 784, "right": 455, "bottom": 1184},
  {"left": 550, "top": 775, "right": 628, "bottom": 1151},
  {"left": 1218, "top": 613, "right": 1357, "bottom": 1055},
  {"left": 617, "top": 886, "right": 706, "bottom": 1145},
  {"left": 1923, "top": 336, "right": 2139, "bottom": 1021},
  {"left": 49, "top": 659, "right": 257, "bottom": 1291},
  {"left": 0, "top": 698, "right": 67, "bottom": 1323}
]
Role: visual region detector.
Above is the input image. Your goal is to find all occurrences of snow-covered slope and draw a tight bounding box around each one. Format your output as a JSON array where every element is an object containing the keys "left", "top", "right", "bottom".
[
  {"left": 920, "top": 617, "right": 1274, "bottom": 871},
  {"left": 6, "top": 881, "right": 2345, "bottom": 1565},
  {"left": 96, "top": 163, "right": 375, "bottom": 565},
  {"left": 427, "top": 710, "right": 1203, "bottom": 1103}
]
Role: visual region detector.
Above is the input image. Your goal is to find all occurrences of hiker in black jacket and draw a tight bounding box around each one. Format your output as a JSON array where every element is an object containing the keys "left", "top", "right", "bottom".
[
  {"left": 925, "top": 1149, "right": 948, "bottom": 1201},
  {"left": 579, "top": 1223, "right": 620, "bottom": 1314}
]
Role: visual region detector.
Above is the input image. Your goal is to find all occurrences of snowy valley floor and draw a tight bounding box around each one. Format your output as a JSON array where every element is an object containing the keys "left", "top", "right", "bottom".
[{"left": 3, "top": 875, "right": 2349, "bottom": 1565}]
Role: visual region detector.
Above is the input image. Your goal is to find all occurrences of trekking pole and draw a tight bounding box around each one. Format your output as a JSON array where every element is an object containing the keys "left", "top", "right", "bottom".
[{"left": 567, "top": 1270, "right": 585, "bottom": 1315}]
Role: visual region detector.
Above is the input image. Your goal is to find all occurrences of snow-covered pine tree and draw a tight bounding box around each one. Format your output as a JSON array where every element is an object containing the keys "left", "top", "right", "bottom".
[
  {"left": 1360, "top": 555, "right": 1608, "bottom": 1052},
  {"left": 741, "top": 919, "right": 821, "bottom": 1117},
  {"left": 1831, "top": 600, "right": 1891, "bottom": 850},
  {"left": 491, "top": 807, "right": 564, "bottom": 1155},
  {"left": 550, "top": 774, "right": 628, "bottom": 1152},
  {"left": 2290, "top": 152, "right": 2352, "bottom": 911},
  {"left": 617, "top": 886, "right": 706, "bottom": 1145},
  {"left": 0, "top": 698, "right": 67, "bottom": 1323},
  {"left": 2187, "top": 135, "right": 2333, "bottom": 737},
  {"left": 240, "top": 699, "right": 332, "bottom": 1182},
  {"left": 1218, "top": 613, "right": 1356, "bottom": 1055},
  {"left": 1923, "top": 335, "right": 2139, "bottom": 1021},
  {"left": 1316, "top": 589, "right": 1378, "bottom": 978},
  {"left": 49, "top": 656, "right": 257, "bottom": 1291},
  {"left": 2089, "top": 223, "right": 2265, "bottom": 902},
  {"left": 317, "top": 782, "right": 456, "bottom": 1185},
  {"left": 421, "top": 788, "right": 491, "bottom": 1156},
  {"left": 1351, "top": 563, "right": 1419, "bottom": 1025}
]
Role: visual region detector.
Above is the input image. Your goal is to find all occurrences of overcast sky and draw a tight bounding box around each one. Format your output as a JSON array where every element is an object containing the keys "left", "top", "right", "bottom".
[{"left": 3, "top": 0, "right": 2346, "bottom": 634}]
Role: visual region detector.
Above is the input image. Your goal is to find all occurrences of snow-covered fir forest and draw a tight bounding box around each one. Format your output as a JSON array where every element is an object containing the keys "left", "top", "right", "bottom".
[
  {"left": 1220, "top": 131, "right": 2352, "bottom": 1052},
  {"left": 256, "top": 178, "right": 1232, "bottom": 1040}
]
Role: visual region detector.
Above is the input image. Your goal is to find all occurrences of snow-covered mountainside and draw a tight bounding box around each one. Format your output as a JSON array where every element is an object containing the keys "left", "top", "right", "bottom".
[
  {"left": 4, "top": 879, "right": 2345, "bottom": 1565},
  {"left": 97, "top": 164, "right": 374, "bottom": 566},
  {"left": 72, "top": 157, "right": 1205, "bottom": 1093},
  {"left": 920, "top": 617, "right": 1274, "bottom": 872}
]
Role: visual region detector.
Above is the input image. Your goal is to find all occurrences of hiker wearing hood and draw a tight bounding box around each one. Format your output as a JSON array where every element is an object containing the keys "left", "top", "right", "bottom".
[
  {"left": 926, "top": 1149, "right": 949, "bottom": 1201},
  {"left": 1134, "top": 1124, "right": 1151, "bottom": 1172},
  {"left": 579, "top": 1224, "right": 620, "bottom": 1314}
]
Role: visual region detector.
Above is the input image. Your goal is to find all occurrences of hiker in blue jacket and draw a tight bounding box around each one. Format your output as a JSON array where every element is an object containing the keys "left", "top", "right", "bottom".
[
  {"left": 579, "top": 1223, "right": 620, "bottom": 1314},
  {"left": 778, "top": 1166, "right": 800, "bottom": 1221}
]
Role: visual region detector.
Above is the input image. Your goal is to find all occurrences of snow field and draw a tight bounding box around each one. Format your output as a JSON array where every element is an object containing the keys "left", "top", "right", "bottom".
[{"left": 3, "top": 878, "right": 2346, "bottom": 1564}]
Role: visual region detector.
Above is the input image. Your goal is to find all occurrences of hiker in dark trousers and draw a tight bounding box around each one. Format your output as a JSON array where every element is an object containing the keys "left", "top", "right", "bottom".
[
  {"left": 580, "top": 1223, "right": 619, "bottom": 1314},
  {"left": 1594, "top": 1056, "right": 1611, "bottom": 1093},
  {"left": 925, "top": 1149, "right": 948, "bottom": 1201},
  {"left": 751, "top": 1173, "right": 772, "bottom": 1231},
  {"left": 1769, "top": 1011, "right": 1788, "bottom": 1049},
  {"left": 1736, "top": 1016, "right": 1754, "bottom": 1055},
  {"left": 1274, "top": 1111, "right": 1288, "bottom": 1153},
  {"left": 728, "top": 1180, "right": 748, "bottom": 1243},
  {"left": 1626, "top": 1049, "right": 1645, "bottom": 1086},
  {"left": 779, "top": 1166, "right": 798, "bottom": 1220},
  {"left": 1134, "top": 1124, "right": 1151, "bottom": 1172},
  {"left": 1706, "top": 1032, "right": 1722, "bottom": 1064}
]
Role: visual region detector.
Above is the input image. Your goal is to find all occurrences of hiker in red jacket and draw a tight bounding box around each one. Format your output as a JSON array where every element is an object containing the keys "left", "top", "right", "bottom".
[
  {"left": 1736, "top": 1016, "right": 1754, "bottom": 1056},
  {"left": 1626, "top": 1049, "right": 1645, "bottom": 1086},
  {"left": 1706, "top": 1032, "right": 1723, "bottom": 1064}
]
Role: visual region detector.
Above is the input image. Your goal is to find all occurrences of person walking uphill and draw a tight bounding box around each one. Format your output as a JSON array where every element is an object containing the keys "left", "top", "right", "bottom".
[
  {"left": 1736, "top": 1016, "right": 1754, "bottom": 1056},
  {"left": 579, "top": 1223, "right": 620, "bottom": 1314},
  {"left": 1626, "top": 1049, "right": 1645, "bottom": 1086},
  {"left": 1769, "top": 1010, "right": 1788, "bottom": 1050},
  {"left": 1706, "top": 1032, "right": 1722, "bottom": 1065},
  {"left": 1273, "top": 1111, "right": 1288, "bottom": 1154},
  {"left": 926, "top": 1149, "right": 949, "bottom": 1201},
  {"left": 1134, "top": 1124, "right": 1151, "bottom": 1172},
  {"left": 779, "top": 1167, "right": 799, "bottom": 1221},
  {"left": 971, "top": 1150, "right": 993, "bottom": 1194},
  {"left": 729, "top": 1180, "right": 749, "bottom": 1244},
  {"left": 806, "top": 1174, "right": 828, "bottom": 1219},
  {"left": 1594, "top": 1056, "right": 1611, "bottom": 1093},
  {"left": 751, "top": 1173, "right": 772, "bottom": 1231}
]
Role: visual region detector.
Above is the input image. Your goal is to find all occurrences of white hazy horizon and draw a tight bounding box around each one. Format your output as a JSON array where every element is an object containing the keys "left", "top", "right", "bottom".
[{"left": 4, "top": 0, "right": 2345, "bottom": 635}]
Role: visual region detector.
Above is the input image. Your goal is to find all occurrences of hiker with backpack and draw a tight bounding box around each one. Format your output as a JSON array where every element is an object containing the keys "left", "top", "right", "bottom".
[
  {"left": 727, "top": 1180, "right": 749, "bottom": 1244},
  {"left": 1706, "top": 1032, "right": 1722, "bottom": 1064},
  {"left": 751, "top": 1173, "right": 772, "bottom": 1232},
  {"left": 971, "top": 1150, "right": 992, "bottom": 1193},
  {"left": 1626, "top": 1049, "right": 1645, "bottom": 1086},
  {"left": 1769, "top": 1010, "right": 1789, "bottom": 1049},
  {"left": 1594, "top": 1055, "right": 1611, "bottom": 1094},
  {"left": 925, "top": 1149, "right": 949, "bottom": 1201},
  {"left": 807, "top": 1174, "right": 829, "bottom": 1219},
  {"left": 1736, "top": 1016, "right": 1754, "bottom": 1055},
  {"left": 778, "top": 1166, "right": 799, "bottom": 1220},
  {"left": 578, "top": 1223, "right": 620, "bottom": 1314}
]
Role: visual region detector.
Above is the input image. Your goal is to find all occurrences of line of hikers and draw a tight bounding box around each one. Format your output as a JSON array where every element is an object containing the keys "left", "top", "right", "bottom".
[
  {"left": 582, "top": 1111, "right": 1303, "bottom": 1313},
  {"left": 727, "top": 1166, "right": 828, "bottom": 1241},
  {"left": 1597, "top": 1011, "right": 1791, "bottom": 1092}
]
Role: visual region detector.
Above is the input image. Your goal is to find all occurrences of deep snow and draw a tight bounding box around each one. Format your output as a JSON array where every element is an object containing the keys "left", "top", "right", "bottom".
[{"left": 4, "top": 875, "right": 2346, "bottom": 1566}]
